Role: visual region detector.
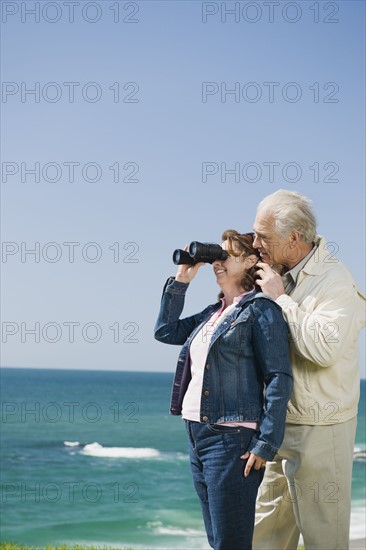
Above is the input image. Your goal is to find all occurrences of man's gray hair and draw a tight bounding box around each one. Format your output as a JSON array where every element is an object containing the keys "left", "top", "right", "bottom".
[{"left": 257, "top": 189, "right": 317, "bottom": 244}]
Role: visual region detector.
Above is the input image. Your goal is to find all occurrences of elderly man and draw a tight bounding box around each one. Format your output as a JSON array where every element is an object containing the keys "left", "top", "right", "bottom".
[{"left": 251, "top": 190, "right": 365, "bottom": 550}]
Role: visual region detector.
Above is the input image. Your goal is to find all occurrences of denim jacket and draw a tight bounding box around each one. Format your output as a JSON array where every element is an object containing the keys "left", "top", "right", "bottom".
[{"left": 154, "top": 278, "right": 293, "bottom": 461}]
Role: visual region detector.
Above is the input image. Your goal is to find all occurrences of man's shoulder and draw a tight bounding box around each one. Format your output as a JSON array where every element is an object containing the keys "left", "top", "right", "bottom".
[
  {"left": 306, "top": 236, "right": 356, "bottom": 278},
  {"left": 300, "top": 237, "right": 365, "bottom": 301}
]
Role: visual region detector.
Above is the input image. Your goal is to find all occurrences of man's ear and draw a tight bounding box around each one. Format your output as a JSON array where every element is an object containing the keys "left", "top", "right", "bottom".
[{"left": 291, "top": 231, "right": 302, "bottom": 244}]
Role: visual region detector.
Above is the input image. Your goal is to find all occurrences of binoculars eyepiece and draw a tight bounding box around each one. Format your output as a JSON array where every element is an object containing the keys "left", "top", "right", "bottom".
[{"left": 173, "top": 242, "right": 229, "bottom": 265}]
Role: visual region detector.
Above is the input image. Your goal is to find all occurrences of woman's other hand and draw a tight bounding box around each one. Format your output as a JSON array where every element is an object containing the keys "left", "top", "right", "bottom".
[
  {"left": 175, "top": 245, "right": 205, "bottom": 284},
  {"left": 241, "top": 451, "right": 267, "bottom": 477}
]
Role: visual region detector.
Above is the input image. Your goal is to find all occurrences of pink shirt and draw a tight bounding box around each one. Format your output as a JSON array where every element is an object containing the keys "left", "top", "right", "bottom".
[{"left": 182, "top": 290, "right": 259, "bottom": 430}]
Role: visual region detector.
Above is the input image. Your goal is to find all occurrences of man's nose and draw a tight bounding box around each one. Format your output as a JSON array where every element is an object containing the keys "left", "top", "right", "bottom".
[{"left": 252, "top": 234, "right": 260, "bottom": 248}]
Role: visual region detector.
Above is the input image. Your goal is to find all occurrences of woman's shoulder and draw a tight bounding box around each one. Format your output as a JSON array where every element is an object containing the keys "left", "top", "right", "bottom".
[
  {"left": 242, "top": 291, "right": 284, "bottom": 315},
  {"left": 240, "top": 290, "right": 277, "bottom": 305}
]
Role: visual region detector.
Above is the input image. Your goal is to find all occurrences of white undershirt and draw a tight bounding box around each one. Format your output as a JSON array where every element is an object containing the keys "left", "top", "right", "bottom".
[{"left": 182, "top": 291, "right": 259, "bottom": 430}]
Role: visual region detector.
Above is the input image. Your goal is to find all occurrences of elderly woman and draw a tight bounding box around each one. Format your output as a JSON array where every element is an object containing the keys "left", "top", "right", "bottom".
[{"left": 154, "top": 230, "right": 293, "bottom": 550}]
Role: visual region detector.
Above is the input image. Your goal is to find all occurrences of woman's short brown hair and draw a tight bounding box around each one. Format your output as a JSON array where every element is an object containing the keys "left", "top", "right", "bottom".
[{"left": 219, "top": 229, "right": 260, "bottom": 295}]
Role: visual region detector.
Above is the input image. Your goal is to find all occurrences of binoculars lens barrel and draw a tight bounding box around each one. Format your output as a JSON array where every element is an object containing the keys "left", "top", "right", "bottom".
[
  {"left": 173, "top": 242, "right": 229, "bottom": 265},
  {"left": 172, "top": 249, "right": 196, "bottom": 265}
]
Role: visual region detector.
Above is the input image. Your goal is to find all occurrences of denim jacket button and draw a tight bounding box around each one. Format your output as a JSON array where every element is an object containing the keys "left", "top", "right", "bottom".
[
  {"left": 204, "top": 390, "right": 209, "bottom": 397},
  {"left": 202, "top": 416, "right": 208, "bottom": 422},
  {"left": 205, "top": 363, "right": 210, "bottom": 370}
]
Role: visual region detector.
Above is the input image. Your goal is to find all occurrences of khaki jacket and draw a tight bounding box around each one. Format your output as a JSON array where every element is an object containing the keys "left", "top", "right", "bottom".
[{"left": 276, "top": 236, "right": 365, "bottom": 425}]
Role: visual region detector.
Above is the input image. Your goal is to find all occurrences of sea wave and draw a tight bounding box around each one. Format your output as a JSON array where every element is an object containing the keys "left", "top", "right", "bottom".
[
  {"left": 353, "top": 447, "right": 366, "bottom": 461},
  {"left": 154, "top": 526, "right": 205, "bottom": 537},
  {"left": 79, "top": 442, "right": 161, "bottom": 459},
  {"left": 147, "top": 520, "right": 208, "bottom": 539},
  {"left": 351, "top": 506, "right": 366, "bottom": 539},
  {"left": 68, "top": 441, "right": 189, "bottom": 460}
]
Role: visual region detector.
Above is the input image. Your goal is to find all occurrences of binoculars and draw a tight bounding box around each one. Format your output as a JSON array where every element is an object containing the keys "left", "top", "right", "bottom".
[{"left": 173, "top": 242, "right": 229, "bottom": 265}]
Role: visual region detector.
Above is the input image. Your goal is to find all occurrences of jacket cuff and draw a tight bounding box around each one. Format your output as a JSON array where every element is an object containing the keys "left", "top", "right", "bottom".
[
  {"left": 163, "top": 277, "right": 190, "bottom": 295},
  {"left": 249, "top": 435, "right": 278, "bottom": 462}
]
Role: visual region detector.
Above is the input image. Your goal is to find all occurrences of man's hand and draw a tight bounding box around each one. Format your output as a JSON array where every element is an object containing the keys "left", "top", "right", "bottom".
[
  {"left": 241, "top": 452, "right": 267, "bottom": 477},
  {"left": 255, "top": 261, "right": 286, "bottom": 300}
]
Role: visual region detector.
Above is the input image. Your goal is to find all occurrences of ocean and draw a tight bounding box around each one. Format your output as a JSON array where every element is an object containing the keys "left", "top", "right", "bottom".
[{"left": 1, "top": 368, "right": 365, "bottom": 549}]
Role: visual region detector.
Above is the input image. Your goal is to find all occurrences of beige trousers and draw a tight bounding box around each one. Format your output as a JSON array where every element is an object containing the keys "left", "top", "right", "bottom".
[{"left": 253, "top": 417, "right": 357, "bottom": 550}]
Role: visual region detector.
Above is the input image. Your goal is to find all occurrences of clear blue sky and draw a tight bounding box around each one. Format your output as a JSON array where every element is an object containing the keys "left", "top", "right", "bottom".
[{"left": 1, "top": 0, "right": 365, "bottom": 375}]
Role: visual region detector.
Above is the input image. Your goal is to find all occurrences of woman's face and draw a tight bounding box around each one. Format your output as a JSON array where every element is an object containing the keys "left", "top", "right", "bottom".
[{"left": 213, "top": 240, "right": 252, "bottom": 290}]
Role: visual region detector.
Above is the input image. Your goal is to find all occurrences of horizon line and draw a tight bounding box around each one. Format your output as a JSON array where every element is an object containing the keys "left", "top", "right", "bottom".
[{"left": 1, "top": 365, "right": 366, "bottom": 380}]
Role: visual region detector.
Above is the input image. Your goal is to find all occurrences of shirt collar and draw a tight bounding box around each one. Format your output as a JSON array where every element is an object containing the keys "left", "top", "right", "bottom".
[
  {"left": 284, "top": 245, "right": 317, "bottom": 284},
  {"left": 219, "top": 288, "right": 255, "bottom": 312}
]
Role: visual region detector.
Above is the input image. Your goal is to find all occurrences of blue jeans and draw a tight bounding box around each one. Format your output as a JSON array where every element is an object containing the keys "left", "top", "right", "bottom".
[{"left": 185, "top": 420, "right": 265, "bottom": 550}]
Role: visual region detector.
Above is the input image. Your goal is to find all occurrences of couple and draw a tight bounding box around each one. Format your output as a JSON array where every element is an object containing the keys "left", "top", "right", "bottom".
[{"left": 154, "top": 189, "right": 365, "bottom": 550}]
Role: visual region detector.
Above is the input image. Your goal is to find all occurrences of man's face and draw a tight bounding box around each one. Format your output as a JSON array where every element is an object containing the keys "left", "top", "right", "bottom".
[{"left": 252, "top": 212, "right": 292, "bottom": 267}]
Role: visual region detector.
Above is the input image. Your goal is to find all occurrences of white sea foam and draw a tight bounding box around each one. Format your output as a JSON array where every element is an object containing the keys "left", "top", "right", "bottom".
[
  {"left": 155, "top": 526, "right": 205, "bottom": 536},
  {"left": 64, "top": 441, "right": 80, "bottom": 447},
  {"left": 77, "top": 442, "right": 189, "bottom": 460},
  {"left": 147, "top": 521, "right": 204, "bottom": 537},
  {"left": 350, "top": 506, "right": 366, "bottom": 540},
  {"left": 299, "top": 506, "right": 366, "bottom": 542},
  {"left": 353, "top": 447, "right": 366, "bottom": 461},
  {"left": 80, "top": 442, "right": 161, "bottom": 459},
  {"left": 147, "top": 520, "right": 208, "bottom": 538},
  {"left": 158, "top": 451, "right": 189, "bottom": 462}
]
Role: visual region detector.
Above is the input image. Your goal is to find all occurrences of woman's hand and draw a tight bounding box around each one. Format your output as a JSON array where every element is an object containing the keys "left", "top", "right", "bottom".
[
  {"left": 241, "top": 451, "right": 267, "bottom": 477},
  {"left": 175, "top": 245, "right": 205, "bottom": 284}
]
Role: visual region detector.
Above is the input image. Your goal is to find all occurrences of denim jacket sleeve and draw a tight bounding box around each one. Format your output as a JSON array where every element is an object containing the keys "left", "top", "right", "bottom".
[
  {"left": 154, "top": 277, "right": 218, "bottom": 345},
  {"left": 248, "top": 299, "right": 293, "bottom": 461}
]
